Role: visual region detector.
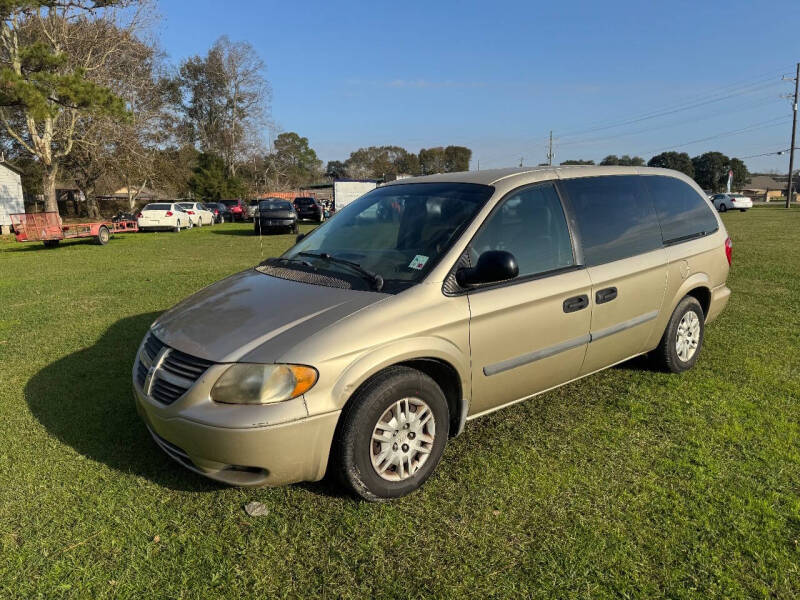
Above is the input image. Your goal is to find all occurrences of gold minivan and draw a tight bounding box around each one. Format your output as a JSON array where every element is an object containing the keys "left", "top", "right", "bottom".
[{"left": 133, "top": 166, "right": 731, "bottom": 500}]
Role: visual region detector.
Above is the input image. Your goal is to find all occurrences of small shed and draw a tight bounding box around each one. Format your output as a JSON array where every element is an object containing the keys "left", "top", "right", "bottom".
[{"left": 0, "top": 161, "right": 24, "bottom": 234}]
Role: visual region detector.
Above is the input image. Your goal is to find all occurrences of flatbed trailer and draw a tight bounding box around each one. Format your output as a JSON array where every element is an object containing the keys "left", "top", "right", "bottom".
[{"left": 10, "top": 212, "right": 138, "bottom": 247}]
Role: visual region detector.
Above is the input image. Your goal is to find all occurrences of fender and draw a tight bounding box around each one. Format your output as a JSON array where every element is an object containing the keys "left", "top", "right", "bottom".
[
  {"left": 646, "top": 272, "right": 711, "bottom": 350},
  {"left": 330, "top": 335, "right": 470, "bottom": 416}
]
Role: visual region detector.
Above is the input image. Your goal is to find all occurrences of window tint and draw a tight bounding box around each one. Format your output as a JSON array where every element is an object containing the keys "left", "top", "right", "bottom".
[
  {"left": 469, "top": 183, "right": 574, "bottom": 278},
  {"left": 142, "top": 203, "right": 171, "bottom": 211},
  {"left": 560, "top": 175, "right": 661, "bottom": 266},
  {"left": 645, "top": 176, "right": 719, "bottom": 244}
]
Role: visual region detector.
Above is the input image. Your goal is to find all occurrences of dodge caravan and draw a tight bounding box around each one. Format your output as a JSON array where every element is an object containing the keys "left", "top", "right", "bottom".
[{"left": 133, "top": 166, "right": 731, "bottom": 501}]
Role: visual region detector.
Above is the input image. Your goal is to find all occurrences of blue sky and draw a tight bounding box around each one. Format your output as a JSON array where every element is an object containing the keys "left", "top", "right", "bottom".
[{"left": 157, "top": 0, "right": 800, "bottom": 173}]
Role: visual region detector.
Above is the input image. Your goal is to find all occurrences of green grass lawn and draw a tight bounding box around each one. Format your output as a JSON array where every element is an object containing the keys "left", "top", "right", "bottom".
[{"left": 1, "top": 212, "right": 798, "bottom": 598}]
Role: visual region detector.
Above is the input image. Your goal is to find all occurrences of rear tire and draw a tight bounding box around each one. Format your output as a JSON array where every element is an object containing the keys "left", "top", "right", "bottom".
[
  {"left": 174, "top": 221, "right": 182, "bottom": 233},
  {"left": 43, "top": 239, "right": 60, "bottom": 248},
  {"left": 651, "top": 296, "right": 705, "bottom": 373},
  {"left": 333, "top": 366, "right": 449, "bottom": 501},
  {"left": 719, "top": 203, "right": 727, "bottom": 212},
  {"left": 739, "top": 208, "right": 746, "bottom": 212}
]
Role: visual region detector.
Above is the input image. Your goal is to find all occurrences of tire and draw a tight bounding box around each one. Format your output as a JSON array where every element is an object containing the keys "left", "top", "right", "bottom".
[
  {"left": 96, "top": 226, "right": 110, "bottom": 245},
  {"left": 719, "top": 203, "right": 727, "bottom": 212},
  {"left": 196, "top": 218, "right": 202, "bottom": 228},
  {"left": 333, "top": 366, "right": 449, "bottom": 501},
  {"left": 219, "top": 215, "right": 225, "bottom": 224},
  {"left": 739, "top": 209, "right": 746, "bottom": 212},
  {"left": 174, "top": 221, "right": 182, "bottom": 233},
  {"left": 254, "top": 223, "right": 260, "bottom": 235},
  {"left": 292, "top": 223, "right": 299, "bottom": 234},
  {"left": 43, "top": 239, "right": 60, "bottom": 248},
  {"left": 651, "top": 296, "right": 705, "bottom": 373}
]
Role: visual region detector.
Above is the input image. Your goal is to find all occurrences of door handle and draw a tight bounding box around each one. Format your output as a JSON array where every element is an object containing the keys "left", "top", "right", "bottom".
[
  {"left": 595, "top": 287, "right": 618, "bottom": 304},
  {"left": 563, "top": 294, "right": 589, "bottom": 313}
]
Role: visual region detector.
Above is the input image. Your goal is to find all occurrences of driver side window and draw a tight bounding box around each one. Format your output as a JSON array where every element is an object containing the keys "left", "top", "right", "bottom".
[{"left": 469, "top": 183, "right": 575, "bottom": 278}]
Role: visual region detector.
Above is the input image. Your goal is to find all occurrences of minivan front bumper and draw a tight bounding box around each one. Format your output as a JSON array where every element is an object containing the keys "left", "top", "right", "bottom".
[{"left": 133, "top": 384, "right": 340, "bottom": 487}]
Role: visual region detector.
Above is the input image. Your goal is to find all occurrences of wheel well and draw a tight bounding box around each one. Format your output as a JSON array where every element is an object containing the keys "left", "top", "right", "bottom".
[
  {"left": 345, "top": 359, "right": 464, "bottom": 438},
  {"left": 686, "top": 286, "right": 711, "bottom": 318}
]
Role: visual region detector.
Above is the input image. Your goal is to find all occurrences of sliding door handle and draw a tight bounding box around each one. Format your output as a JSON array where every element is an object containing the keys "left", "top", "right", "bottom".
[
  {"left": 563, "top": 294, "right": 589, "bottom": 313},
  {"left": 595, "top": 287, "right": 618, "bottom": 304}
]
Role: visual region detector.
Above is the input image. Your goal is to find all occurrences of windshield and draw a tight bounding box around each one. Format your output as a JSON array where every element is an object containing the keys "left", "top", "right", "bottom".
[
  {"left": 282, "top": 182, "right": 493, "bottom": 292},
  {"left": 259, "top": 200, "right": 292, "bottom": 211}
]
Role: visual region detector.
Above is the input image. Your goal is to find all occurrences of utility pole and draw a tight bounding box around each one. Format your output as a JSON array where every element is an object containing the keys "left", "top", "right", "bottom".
[
  {"left": 547, "top": 131, "right": 554, "bottom": 166},
  {"left": 785, "top": 62, "right": 799, "bottom": 209}
]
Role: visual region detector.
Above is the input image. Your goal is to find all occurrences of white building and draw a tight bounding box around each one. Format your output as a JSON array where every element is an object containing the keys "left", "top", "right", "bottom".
[{"left": 0, "top": 161, "right": 24, "bottom": 235}]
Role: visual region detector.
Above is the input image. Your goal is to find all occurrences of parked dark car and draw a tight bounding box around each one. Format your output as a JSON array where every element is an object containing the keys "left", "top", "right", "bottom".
[
  {"left": 254, "top": 198, "right": 298, "bottom": 234},
  {"left": 203, "top": 202, "right": 229, "bottom": 224},
  {"left": 221, "top": 199, "right": 247, "bottom": 222},
  {"left": 293, "top": 196, "right": 325, "bottom": 222}
]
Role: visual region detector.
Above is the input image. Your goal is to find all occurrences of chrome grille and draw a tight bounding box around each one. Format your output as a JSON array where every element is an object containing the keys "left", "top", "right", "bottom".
[{"left": 136, "top": 332, "right": 213, "bottom": 405}]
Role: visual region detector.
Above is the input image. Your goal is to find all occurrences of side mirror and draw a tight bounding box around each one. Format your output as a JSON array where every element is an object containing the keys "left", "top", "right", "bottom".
[
  {"left": 295, "top": 233, "right": 306, "bottom": 243},
  {"left": 456, "top": 250, "right": 518, "bottom": 287}
]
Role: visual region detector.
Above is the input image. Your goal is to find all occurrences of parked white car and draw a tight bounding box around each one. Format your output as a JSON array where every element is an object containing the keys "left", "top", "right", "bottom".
[
  {"left": 138, "top": 203, "right": 192, "bottom": 232},
  {"left": 710, "top": 193, "right": 752, "bottom": 212},
  {"left": 177, "top": 202, "right": 214, "bottom": 226}
]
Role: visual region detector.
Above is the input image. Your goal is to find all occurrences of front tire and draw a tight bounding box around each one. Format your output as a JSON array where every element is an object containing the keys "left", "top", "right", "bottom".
[
  {"left": 333, "top": 366, "right": 449, "bottom": 501},
  {"left": 652, "top": 296, "right": 705, "bottom": 373}
]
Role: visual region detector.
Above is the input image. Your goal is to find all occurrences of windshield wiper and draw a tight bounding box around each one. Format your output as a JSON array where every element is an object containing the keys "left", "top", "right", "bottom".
[{"left": 297, "top": 252, "right": 384, "bottom": 291}]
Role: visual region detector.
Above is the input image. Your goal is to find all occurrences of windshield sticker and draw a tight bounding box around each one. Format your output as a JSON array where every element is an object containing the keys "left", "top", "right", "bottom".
[{"left": 408, "top": 255, "right": 429, "bottom": 270}]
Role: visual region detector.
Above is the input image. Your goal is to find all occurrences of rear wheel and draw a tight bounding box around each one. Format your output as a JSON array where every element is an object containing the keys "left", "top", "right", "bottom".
[
  {"left": 652, "top": 296, "right": 704, "bottom": 373},
  {"left": 196, "top": 218, "right": 202, "bottom": 228},
  {"left": 719, "top": 203, "right": 727, "bottom": 212},
  {"left": 739, "top": 208, "right": 746, "bottom": 212},
  {"left": 43, "top": 239, "right": 60, "bottom": 248},
  {"left": 219, "top": 215, "right": 225, "bottom": 224},
  {"left": 96, "top": 226, "right": 110, "bottom": 245},
  {"left": 292, "top": 222, "right": 299, "bottom": 234},
  {"left": 174, "top": 221, "right": 182, "bottom": 232},
  {"left": 333, "top": 366, "right": 449, "bottom": 501}
]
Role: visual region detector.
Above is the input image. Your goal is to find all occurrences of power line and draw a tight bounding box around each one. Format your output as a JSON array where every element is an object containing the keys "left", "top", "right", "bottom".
[{"left": 639, "top": 116, "right": 791, "bottom": 156}]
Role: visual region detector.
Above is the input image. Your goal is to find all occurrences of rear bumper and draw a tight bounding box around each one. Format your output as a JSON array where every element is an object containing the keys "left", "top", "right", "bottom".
[
  {"left": 706, "top": 284, "right": 731, "bottom": 324},
  {"left": 133, "top": 385, "right": 340, "bottom": 487},
  {"left": 731, "top": 200, "right": 752, "bottom": 209}
]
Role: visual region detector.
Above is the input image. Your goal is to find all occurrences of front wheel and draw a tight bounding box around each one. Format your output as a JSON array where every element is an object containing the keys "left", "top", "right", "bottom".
[
  {"left": 333, "top": 366, "right": 449, "bottom": 501},
  {"left": 651, "top": 296, "right": 705, "bottom": 373}
]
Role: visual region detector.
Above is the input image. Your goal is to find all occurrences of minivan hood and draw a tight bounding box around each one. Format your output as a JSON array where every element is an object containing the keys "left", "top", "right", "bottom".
[{"left": 152, "top": 269, "right": 387, "bottom": 363}]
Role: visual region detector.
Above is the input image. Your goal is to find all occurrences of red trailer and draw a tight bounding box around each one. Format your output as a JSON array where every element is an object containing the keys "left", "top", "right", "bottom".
[{"left": 10, "top": 212, "right": 138, "bottom": 247}]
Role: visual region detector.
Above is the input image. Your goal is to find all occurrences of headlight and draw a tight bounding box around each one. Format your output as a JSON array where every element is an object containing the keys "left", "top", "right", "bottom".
[{"left": 210, "top": 364, "right": 318, "bottom": 405}]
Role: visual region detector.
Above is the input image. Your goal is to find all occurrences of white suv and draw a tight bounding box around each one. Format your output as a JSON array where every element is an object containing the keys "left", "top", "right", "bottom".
[{"left": 711, "top": 193, "right": 752, "bottom": 212}]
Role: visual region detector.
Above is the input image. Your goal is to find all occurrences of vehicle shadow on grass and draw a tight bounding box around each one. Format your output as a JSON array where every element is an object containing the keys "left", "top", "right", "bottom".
[
  {"left": 24, "top": 312, "right": 222, "bottom": 492},
  {"left": 209, "top": 227, "right": 257, "bottom": 236}
]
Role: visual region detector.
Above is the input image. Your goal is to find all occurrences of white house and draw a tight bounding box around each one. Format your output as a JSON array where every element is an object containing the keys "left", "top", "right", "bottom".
[{"left": 0, "top": 161, "right": 24, "bottom": 234}]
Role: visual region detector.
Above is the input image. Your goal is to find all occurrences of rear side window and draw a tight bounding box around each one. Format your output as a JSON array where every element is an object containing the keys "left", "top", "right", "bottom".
[
  {"left": 560, "top": 175, "right": 661, "bottom": 266},
  {"left": 469, "top": 183, "right": 574, "bottom": 278},
  {"left": 644, "top": 176, "right": 718, "bottom": 244}
]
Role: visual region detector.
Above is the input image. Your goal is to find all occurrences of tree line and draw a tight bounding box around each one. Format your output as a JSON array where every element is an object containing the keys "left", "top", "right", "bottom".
[{"left": 557, "top": 151, "right": 750, "bottom": 192}]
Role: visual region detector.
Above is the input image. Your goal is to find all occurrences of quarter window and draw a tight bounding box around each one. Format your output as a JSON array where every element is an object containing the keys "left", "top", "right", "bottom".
[
  {"left": 469, "top": 183, "right": 574, "bottom": 278},
  {"left": 560, "top": 175, "right": 661, "bottom": 266},
  {"left": 645, "top": 176, "right": 719, "bottom": 243}
]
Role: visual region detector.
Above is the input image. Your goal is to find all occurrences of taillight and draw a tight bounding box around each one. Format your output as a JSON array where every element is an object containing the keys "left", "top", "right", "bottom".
[
  {"left": 165, "top": 211, "right": 173, "bottom": 217},
  {"left": 725, "top": 236, "right": 732, "bottom": 265},
  {"left": 135, "top": 213, "right": 141, "bottom": 219},
  {"left": 214, "top": 209, "right": 219, "bottom": 214},
  {"left": 187, "top": 210, "right": 194, "bottom": 214}
]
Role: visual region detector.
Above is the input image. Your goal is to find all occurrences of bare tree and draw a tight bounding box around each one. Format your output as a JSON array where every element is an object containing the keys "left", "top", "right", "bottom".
[{"left": 177, "top": 36, "right": 270, "bottom": 178}]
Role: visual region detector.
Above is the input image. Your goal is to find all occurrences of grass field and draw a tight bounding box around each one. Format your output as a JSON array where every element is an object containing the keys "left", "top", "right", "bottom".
[{"left": 1, "top": 211, "right": 799, "bottom": 598}]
